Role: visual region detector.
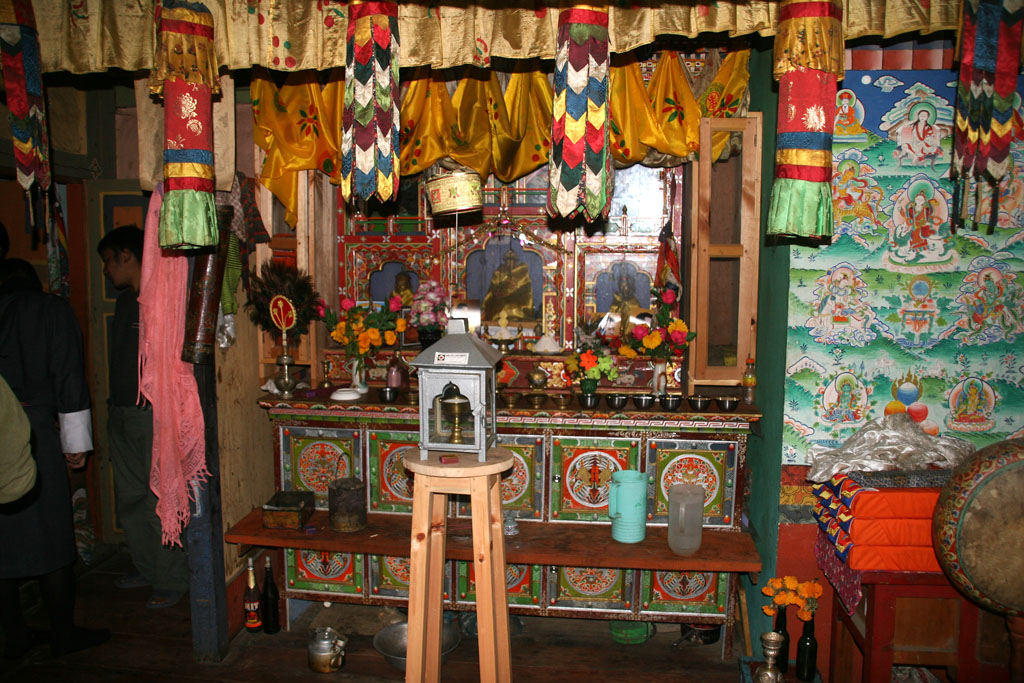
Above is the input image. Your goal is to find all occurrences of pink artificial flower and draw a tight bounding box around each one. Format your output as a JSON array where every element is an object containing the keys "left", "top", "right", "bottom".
[
  {"left": 670, "top": 329, "right": 687, "bottom": 345},
  {"left": 631, "top": 324, "right": 650, "bottom": 341},
  {"left": 388, "top": 295, "right": 403, "bottom": 312},
  {"left": 661, "top": 289, "right": 677, "bottom": 305},
  {"left": 313, "top": 299, "right": 326, "bottom": 317},
  {"left": 341, "top": 297, "right": 356, "bottom": 312}
]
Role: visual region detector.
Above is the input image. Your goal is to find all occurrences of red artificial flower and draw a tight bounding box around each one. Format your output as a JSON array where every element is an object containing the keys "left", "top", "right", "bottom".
[
  {"left": 631, "top": 324, "right": 650, "bottom": 341},
  {"left": 661, "top": 289, "right": 677, "bottom": 305},
  {"left": 388, "top": 295, "right": 403, "bottom": 312},
  {"left": 341, "top": 297, "right": 356, "bottom": 312}
]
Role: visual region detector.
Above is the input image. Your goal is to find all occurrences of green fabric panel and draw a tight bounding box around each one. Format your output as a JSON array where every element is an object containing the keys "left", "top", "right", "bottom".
[
  {"left": 765, "top": 177, "right": 833, "bottom": 238},
  {"left": 159, "top": 190, "right": 219, "bottom": 249},
  {"left": 220, "top": 233, "right": 242, "bottom": 315}
]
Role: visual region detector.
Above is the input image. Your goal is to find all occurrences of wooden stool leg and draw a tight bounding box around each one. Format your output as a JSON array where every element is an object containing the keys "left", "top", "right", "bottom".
[
  {"left": 469, "top": 473, "right": 512, "bottom": 683},
  {"left": 407, "top": 476, "right": 448, "bottom": 683}
]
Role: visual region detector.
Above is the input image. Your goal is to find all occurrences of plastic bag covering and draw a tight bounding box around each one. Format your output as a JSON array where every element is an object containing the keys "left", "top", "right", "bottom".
[{"left": 807, "top": 413, "right": 975, "bottom": 483}]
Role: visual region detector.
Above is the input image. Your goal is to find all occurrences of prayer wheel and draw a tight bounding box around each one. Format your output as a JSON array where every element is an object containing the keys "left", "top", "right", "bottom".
[{"left": 181, "top": 207, "right": 232, "bottom": 364}]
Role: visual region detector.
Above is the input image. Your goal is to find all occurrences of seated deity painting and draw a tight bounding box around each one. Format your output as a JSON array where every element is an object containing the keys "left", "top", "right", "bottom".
[
  {"left": 466, "top": 239, "right": 544, "bottom": 325},
  {"left": 369, "top": 261, "right": 420, "bottom": 306}
]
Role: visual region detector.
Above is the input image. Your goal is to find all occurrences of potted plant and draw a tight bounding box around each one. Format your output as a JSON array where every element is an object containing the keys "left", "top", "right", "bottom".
[
  {"left": 564, "top": 343, "right": 620, "bottom": 395},
  {"left": 611, "top": 284, "right": 695, "bottom": 394},
  {"left": 321, "top": 295, "right": 405, "bottom": 394},
  {"left": 408, "top": 279, "right": 449, "bottom": 348}
]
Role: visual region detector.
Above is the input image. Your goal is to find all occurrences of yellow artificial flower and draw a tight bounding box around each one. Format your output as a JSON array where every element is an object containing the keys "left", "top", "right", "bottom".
[
  {"left": 767, "top": 577, "right": 783, "bottom": 590},
  {"left": 367, "top": 328, "right": 383, "bottom": 346},
  {"left": 357, "top": 331, "right": 371, "bottom": 354},
  {"left": 772, "top": 593, "right": 788, "bottom": 605},
  {"left": 642, "top": 330, "right": 663, "bottom": 349},
  {"left": 783, "top": 576, "right": 799, "bottom": 591},
  {"left": 761, "top": 585, "right": 774, "bottom": 597},
  {"left": 396, "top": 318, "right": 407, "bottom": 333},
  {"left": 384, "top": 330, "right": 397, "bottom": 346},
  {"left": 762, "top": 605, "right": 777, "bottom": 616},
  {"left": 807, "top": 581, "right": 824, "bottom": 599},
  {"left": 668, "top": 319, "right": 688, "bottom": 334},
  {"left": 795, "top": 608, "right": 813, "bottom": 622},
  {"left": 618, "top": 346, "right": 638, "bottom": 359}
]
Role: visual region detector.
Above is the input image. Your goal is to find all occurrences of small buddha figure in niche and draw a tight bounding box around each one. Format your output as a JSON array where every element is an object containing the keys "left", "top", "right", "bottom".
[
  {"left": 482, "top": 249, "right": 535, "bottom": 322},
  {"left": 608, "top": 270, "right": 642, "bottom": 337},
  {"left": 390, "top": 270, "right": 415, "bottom": 308}
]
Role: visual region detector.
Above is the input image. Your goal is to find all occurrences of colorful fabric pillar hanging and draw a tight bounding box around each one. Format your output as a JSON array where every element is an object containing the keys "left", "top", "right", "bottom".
[
  {"left": 149, "top": 0, "right": 220, "bottom": 250},
  {"left": 0, "top": 0, "right": 51, "bottom": 214},
  {"left": 766, "top": 0, "right": 844, "bottom": 240},
  {"left": 341, "top": 0, "right": 399, "bottom": 204},
  {"left": 548, "top": 5, "right": 612, "bottom": 222},
  {"left": 951, "top": 0, "right": 1023, "bottom": 233}
]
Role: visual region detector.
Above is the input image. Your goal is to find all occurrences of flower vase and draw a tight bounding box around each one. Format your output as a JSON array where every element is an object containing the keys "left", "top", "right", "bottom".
[
  {"left": 773, "top": 608, "right": 790, "bottom": 674},
  {"left": 579, "top": 378, "right": 599, "bottom": 395},
  {"left": 274, "top": 336, "right": 298, "bottom": 399},
  {"left": 795, "top": 617, "right": 817, "bottom": 681},
  {"left": 651, "top": 360, "right": 668, "bottom": 396},
  {"left": 345, "top": 357, "right": 368, "bottom": 395},
  {"left": 418, "top": 326, "right": 443, "bottom": 349}
]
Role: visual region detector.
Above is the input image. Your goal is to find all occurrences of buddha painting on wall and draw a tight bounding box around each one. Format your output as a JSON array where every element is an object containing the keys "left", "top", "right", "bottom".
[
  {"left": 594, "top": 261, "right": 652, "bottom": 336},
  {"left": 369, "top": 262, "right": 419, "bottom": 305}
]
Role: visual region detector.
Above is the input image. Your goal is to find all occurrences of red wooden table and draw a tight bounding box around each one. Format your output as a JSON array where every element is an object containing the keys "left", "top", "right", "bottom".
[{"left": 828, "top": 570, "right": 1008, "bottom": 683}]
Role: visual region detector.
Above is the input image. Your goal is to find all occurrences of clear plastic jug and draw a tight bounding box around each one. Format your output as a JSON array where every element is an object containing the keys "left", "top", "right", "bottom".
[{"left": 667, "top": 483, "right": 704, "bottom": 556}]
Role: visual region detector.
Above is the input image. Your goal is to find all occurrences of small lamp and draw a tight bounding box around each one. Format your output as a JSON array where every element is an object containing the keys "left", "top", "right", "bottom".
[{"left": 410, "top": 318, "right": 501, "bottom": 461}]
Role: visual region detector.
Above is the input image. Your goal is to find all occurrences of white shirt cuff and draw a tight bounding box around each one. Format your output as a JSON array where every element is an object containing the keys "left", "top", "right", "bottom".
[{"left": 59, "top": 409, "right": 93, "bottom": 453}]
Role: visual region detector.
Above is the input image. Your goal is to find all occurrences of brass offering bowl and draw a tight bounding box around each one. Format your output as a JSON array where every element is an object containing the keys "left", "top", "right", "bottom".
[
  {"left": 552, "top": 393, "right": 573, "bottom": 409},
  {"left": 527, "top": 393, "right": 547, "bottom": 409}
]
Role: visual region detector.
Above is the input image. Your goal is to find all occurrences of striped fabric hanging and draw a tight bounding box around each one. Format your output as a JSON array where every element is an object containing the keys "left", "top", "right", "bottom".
[
  {"left": 951, "top": 0, "right": 1023, "bottom": 233},
  {"left": 548, "top": 5, "right": 612, "bottom": 221},
  {"left": 766, "top": 0, "right": 844, "bottom": 239},
  {"left": 341, "top": 0, "right": 399, "bottom": 203},
  {"left": 150, "top": 0, "right": 220, "bottom": 249},
  {"left": 0, "top": 0, "right": 50, "bottom": 194}
]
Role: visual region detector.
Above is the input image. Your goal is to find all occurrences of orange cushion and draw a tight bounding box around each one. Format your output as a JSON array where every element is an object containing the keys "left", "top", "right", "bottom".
[
  {"left": 844, "top": 488, "right": 940, "bottom": 519},
  {"left": 845, "top": 544, "right": 941, "bottom": 572}
]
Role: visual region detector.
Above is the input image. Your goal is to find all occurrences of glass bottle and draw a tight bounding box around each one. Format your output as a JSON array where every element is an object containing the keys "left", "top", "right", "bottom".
[
  {"left": 742, "top": 357, "right": 757, "bottom": 405},
  {"left": 385, "top": 350, "right": 410, "bottom": 393},
  {"left": 261, "top": 556, "right": 280, "bottom": 634},
  {"left": 244, "top": 557, "right": 262, "bottom": 633},
  {"left": 773, "top": 608, "right": 789, "bottom": 674},
  {"left": 795, "top": 617, "right": 818, "bottom": 681}
]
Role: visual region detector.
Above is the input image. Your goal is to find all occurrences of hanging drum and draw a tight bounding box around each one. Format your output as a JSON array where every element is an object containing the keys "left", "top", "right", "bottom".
[{"left": 424, "top": 169, "right": 483, "bottom": 216}]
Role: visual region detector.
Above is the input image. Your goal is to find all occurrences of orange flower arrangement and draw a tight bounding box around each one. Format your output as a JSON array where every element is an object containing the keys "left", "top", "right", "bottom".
[{"left": 761, "top": 576, "right": 824, "bottom": 622}]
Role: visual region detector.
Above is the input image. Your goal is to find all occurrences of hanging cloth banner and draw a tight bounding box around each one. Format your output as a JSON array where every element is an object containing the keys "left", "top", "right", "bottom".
[
  {"left": 548, "top": 5, "right": 612, "bottom": 221},
  {"left": 766, "top": 0, "right": 844, "bottom": 239},
  {"left": 951, "top": 0, "right": 1024, "bottom": 233},
  {"left": 150, "top": 0, "right": 220, "bottom": 249},
  {"left": 0, "top": 0, "right": 50, "bottom": 193},
  {"left": 341, "top": 0, "right": 399, "bottom": 203}
]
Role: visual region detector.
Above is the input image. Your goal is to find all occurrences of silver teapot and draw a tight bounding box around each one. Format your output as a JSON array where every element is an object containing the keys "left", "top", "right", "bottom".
[{"left": 308, "top": 626, "right": 348, "bottom": 673}]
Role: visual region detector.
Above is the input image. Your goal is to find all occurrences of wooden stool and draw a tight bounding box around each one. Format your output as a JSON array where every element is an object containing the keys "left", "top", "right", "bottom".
[{"left": 403, "top": 448, "right": 513, "bottom": 683}]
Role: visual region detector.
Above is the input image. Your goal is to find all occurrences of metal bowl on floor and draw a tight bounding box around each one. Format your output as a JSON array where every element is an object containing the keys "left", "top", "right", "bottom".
[
  {"left": 715, "top": 396, "right": 739, "bottom": 412},
  {"left": 579, "top": 393, "right": 601, "bottom": 409},
  {"left": 632, "top": 394, "right": 655, "bottom": 410},
  {"left": 686, "top": 395, "right": 711, "bottom": 411},
  {"left": 605, "top": 394, "right": 628, "bottom": 410},
  {"left": 659, "top": 395, "right": 682, "bottom": 411},
  {"left": 373, "top": 621, "right": 463, "bottom": 672}
]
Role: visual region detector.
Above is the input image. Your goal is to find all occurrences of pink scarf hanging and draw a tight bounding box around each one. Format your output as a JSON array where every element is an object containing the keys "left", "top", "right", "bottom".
[{"left": 138, "top": 184, "right": 208, "bottom": 546}]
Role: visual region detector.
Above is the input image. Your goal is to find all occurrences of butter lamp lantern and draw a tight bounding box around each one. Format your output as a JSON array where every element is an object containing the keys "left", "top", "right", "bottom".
[{"left": 410, "top": 318, "right": 502, "bottom": 461}]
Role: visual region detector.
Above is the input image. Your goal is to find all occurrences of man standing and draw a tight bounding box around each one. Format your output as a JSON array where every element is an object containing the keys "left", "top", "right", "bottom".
[
  {"left": 98, "top": 226, "right": 188, "bottom": 608},
  {"left": 0, "top": 258, "right": 109, "bottom": 657}
]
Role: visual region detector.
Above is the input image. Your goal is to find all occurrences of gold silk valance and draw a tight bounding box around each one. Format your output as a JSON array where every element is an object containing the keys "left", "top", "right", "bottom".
[{"left": 34, "top": 0, "right": 958, "bottom": 75}]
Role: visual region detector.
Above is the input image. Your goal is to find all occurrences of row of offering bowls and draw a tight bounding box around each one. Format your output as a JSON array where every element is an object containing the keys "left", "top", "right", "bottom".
[{"left": 500, "top": 391, "right": 739, "bottom": 412}]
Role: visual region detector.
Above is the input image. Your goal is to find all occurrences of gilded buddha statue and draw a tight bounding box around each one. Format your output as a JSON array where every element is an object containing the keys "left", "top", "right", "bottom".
[
  {"left": 390, "top": 271, "right": 415, "bottom": 308},
  {"left": 482, "top": 249, "right": 535, "bottom": 322},
  {"left": 608, "top": 270, "right": 642, "bottom": 336}
]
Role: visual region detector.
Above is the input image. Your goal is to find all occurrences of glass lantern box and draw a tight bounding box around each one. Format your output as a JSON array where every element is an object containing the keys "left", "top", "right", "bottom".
[{"left": 410, "top": 318, "right": 502, "bottom": 462}]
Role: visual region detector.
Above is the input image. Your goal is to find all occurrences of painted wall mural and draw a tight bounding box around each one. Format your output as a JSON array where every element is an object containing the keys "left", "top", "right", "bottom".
[{"left": 783, "top": 70, "right": 1024, "bottom": 465}]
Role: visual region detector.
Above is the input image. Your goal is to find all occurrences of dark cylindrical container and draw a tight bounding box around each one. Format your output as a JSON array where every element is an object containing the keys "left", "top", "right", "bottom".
[
  {"left": 328, "top": 477, "right": 367, "bottom": 532},
  {"left": 181, "top": 207, "right": 232, "bottom": 364}
]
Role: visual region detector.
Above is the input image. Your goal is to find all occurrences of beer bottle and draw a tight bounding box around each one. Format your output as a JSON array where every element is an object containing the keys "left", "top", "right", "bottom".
[{"left": 244, "top": 557, "right": 262, "bottom": 633}]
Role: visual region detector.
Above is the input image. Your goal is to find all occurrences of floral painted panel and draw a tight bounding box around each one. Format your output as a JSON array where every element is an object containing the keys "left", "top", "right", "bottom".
[
  {"left": 286, "top": 549, "right": 363, "bottom": 596},
  {"left": 640, "top": 570, "right": 729, "bottom": 615},
  {"left": 281, "top": 426, "right": 360, "bottom": 510},
  {"left": 456, "top": 562, "right": 542, "bottom": 607},
  {"left": 548, "top": 566, "right": 635, "bottom": 612},
  {"left": 784, "top": 71, "right": 1024, "bottom": 465}
]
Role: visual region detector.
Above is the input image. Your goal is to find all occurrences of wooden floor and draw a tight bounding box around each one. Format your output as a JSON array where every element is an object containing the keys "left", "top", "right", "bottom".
[{"left": 1, "top": 548, "right": 743, "bottom": 682}]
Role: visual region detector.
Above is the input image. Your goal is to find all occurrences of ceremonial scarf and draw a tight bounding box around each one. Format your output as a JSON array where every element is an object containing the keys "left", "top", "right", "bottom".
[{"left": 138, "top": 184, "right": 208, "bottom": 546}]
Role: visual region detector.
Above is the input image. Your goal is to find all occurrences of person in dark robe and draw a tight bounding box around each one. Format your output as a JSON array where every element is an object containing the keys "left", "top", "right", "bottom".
[
  {"left": 98, "top": 226, "right": 189, "bottom": 608},
  {"left": 0, "top": 258, "right": 110, "bottom": 658}
]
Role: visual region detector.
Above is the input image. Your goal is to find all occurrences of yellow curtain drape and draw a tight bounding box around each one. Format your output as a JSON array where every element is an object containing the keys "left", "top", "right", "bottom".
[
  {"left": 35, "top": 0, "right": 958, "bottom": 74},
  {"left": 252, "top": 69, "right": 343, "bottom": 227},
  {"left": 648, "top": 51, "right": 702, "bottom": 159}
]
